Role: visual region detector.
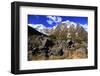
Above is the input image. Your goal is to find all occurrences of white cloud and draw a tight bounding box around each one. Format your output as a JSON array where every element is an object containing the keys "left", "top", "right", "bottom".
[
  {"left": 47, "top": 16, "right": 62, "bottom": 23},
  {"left": 56, "top": 16, "right": 62, "bottom": 23},
  {"left": 47, "top": 20, "right": 53, "bottom": 25}
]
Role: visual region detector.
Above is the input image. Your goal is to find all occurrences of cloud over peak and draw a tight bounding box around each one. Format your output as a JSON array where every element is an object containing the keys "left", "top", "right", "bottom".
[{"left": 46, "top": 16, "right": 62, "bottom": 25}]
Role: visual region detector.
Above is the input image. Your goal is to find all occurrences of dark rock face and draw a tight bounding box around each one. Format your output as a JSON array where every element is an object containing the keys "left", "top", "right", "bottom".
[
  {"left": 40, "top": 47, "right": 49, "bottom": 58},
  {"left": 66, "top": 39, "right": 74, "bottom": 48},
  {"left": 42, "top": 38, "right": 54, "bottom": 48},
  {"left": 32, "top": 48, "right": 39, "bottom": 55}
]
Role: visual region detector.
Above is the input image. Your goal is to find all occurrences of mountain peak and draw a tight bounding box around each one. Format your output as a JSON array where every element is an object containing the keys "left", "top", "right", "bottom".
[
  {"left": 61, "top": 20, "right": 78, "bottom": 29},
  {"left": 28, "top": 20, "right": 87, "bottom": 36}
]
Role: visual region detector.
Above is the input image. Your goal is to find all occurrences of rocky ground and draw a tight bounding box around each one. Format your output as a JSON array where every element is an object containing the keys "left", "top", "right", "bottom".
[{"left": 28, "top": 35, "right": 88, "bottom": 61}]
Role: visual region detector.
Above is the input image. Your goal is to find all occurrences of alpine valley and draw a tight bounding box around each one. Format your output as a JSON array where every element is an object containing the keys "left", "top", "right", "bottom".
[{"left": 28, "top": 20, "right": 88, "bottom": 60}]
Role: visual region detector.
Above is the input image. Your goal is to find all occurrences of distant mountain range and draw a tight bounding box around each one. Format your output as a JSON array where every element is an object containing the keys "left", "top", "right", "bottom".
[
  {"left": 28, "top": 20, "right": 87, "bottom": 38},
  {"left": 28, "top": 24, "right": 54, "bottom": 35}
]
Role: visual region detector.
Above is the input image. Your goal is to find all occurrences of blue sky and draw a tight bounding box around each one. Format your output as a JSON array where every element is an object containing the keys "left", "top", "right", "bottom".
[{"left": 28, "top": 15, "right": 88, "bottom": 28}]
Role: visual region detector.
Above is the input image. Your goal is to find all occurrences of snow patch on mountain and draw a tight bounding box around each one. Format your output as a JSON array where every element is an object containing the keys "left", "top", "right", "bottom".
[
  {"left": 28, "top": 24, "right": 56, "bottom": 35},
  {"left": 61, "top": 20, "right": 88, "bottom": 31},
  {"left": 80, "top": 24, "right": 88, "bottom": 31},
  {"left": 61, "top": 20, "right": 78, "bottom": 29}
]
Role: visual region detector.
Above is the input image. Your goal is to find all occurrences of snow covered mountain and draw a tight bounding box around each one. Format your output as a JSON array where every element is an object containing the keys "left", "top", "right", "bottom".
[
  {"left": 57, "top": 20, "right": 87, "bottom": 30},
  {"left": 28, "top": 20, "right": 87, "bottom": 36},
  {"left": 28, "top": 24, "right": 54, "bottom": 35}
]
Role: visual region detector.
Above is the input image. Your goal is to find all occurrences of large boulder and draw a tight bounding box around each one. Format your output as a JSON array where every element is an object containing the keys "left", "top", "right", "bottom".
[
  {"left": 41, "top": 38, "right": 54, "bottom": 48},
  {"left": 49, "top": 47, "right": 64, "bottom": 56}
]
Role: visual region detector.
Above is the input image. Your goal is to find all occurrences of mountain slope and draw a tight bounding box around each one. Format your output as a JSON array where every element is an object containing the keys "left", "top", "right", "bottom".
[
  {"left": 50, "top": 21, "right": 87, "bottom": 41},
  {"left": 28, "top": 26, "right": 47, "bottom": 36},
  {"left": 28, "top": 24, "right": 54, "bottom": 35}
]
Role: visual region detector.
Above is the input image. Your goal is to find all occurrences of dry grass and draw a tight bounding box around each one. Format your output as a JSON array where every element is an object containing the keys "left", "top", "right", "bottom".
[{"left": 29, "top": 50, "right": 87, "bottom": 61}]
